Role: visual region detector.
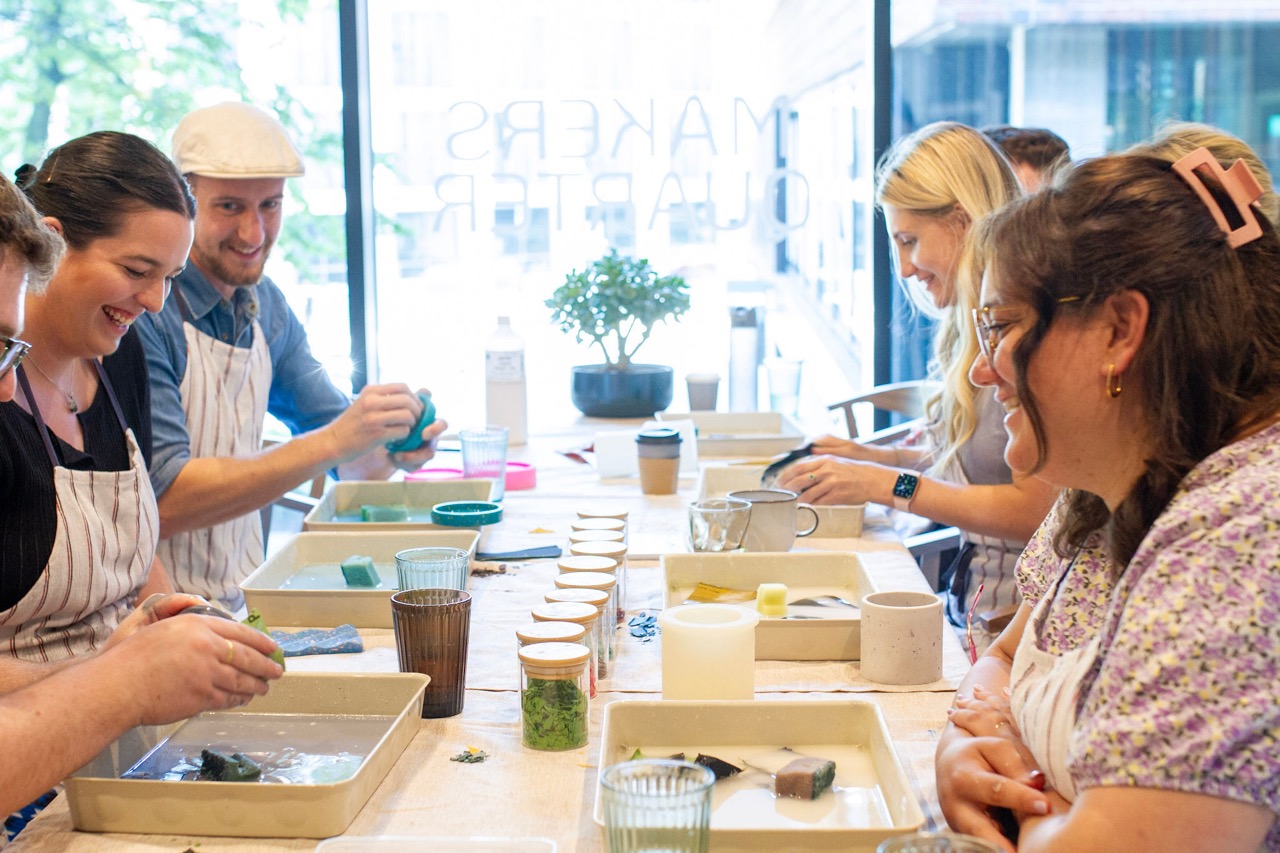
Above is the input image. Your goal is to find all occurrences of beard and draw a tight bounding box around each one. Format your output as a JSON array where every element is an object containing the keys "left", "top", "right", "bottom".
[{"left": 192, "top": 237, "right": 274, "bottom": 288}]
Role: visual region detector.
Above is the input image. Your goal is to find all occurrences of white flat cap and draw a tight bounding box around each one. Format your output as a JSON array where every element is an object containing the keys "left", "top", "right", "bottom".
[{"left": 172, "top": 102, "right": 306, "bottom": 179}]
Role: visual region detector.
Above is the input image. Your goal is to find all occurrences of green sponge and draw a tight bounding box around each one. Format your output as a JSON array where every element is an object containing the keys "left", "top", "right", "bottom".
[
  {"left": 340, "top": 554, "right": 379, "bottom": 587},
  {"left": 243, "top": 608, "right": 286, "bottom": 669},
  {"left": 361, "top": 504, "right": 409, "bottom": 522}
]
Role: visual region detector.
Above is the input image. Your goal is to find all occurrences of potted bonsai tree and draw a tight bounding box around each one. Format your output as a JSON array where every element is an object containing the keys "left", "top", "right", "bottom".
[{"left": 546, "top": 248, "right": 691, "bottom": 417}]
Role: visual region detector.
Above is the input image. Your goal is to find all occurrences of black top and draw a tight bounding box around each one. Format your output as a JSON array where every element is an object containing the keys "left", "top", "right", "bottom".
[{"left": 0, "top": 329, "right": 153, "bottom": 611}]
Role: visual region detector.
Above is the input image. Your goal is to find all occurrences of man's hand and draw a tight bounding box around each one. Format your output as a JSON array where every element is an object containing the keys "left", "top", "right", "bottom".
[{"left": 323, "top": 383, "right": 425, "bottom": 464}]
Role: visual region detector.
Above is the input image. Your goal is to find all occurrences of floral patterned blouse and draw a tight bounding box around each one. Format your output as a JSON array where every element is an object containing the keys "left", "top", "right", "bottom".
[{"left": 1016, "top": 420, "right": 1280, "bottom": 847}]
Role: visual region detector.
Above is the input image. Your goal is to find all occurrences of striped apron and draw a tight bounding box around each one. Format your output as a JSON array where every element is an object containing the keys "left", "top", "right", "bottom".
[
  {"left": 0, "top": 363, "right": 158, "bottom": 661},
  {"left": 157, "top": 292, "right": 271, "bottom": 613}
]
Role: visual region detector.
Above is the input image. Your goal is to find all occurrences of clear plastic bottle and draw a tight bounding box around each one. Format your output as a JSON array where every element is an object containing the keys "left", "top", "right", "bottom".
[{"left": 485, "top": 315, "right": 528, "bottom": 446}]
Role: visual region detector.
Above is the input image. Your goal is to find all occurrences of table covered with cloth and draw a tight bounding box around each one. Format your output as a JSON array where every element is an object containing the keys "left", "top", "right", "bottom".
[{"left": 11, "top": 436, "right": 967, "bottom": 852}]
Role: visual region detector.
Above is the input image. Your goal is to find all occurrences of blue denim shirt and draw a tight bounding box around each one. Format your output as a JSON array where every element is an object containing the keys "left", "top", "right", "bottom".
[{"left": 135, "top": 265, "right": 350, "bottom": 497}]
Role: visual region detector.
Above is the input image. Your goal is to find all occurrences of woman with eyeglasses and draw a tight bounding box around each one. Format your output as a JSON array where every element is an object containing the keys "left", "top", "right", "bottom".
[
  {"left": 934, "top": 149, "right": 1280, "bottom": 852},
  {"left": 0, "top": 131, "right": 193, "bottom": 662},
  {"left": 778, "top": 122, "right": 1059, "bottom": 652}
]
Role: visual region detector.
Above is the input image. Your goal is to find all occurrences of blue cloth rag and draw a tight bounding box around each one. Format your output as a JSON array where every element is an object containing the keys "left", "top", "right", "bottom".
[{"left": 269, "top": 623, "right": 364, "bottom": 657}]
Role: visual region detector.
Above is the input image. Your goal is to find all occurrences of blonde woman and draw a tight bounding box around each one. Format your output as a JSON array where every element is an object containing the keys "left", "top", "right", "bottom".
[{"left": 779, "top": 122, "right": 1058, "bottom": 650}]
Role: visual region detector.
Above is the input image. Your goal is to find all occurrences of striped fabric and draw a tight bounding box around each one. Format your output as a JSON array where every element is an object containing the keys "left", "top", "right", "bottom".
[{"left": 157, "top": 320, "right": 271, "bottom": 612}]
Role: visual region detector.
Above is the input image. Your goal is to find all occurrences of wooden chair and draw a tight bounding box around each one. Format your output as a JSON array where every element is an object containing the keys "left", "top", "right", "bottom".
[
  {"left": 259, "top": 440, "right": 328, "bottom": 554},
  {"left": 829, "top": 380, "right": 957, "bottom": 587},
  {"left": 826, "top": 379, "right": 942, "bottom": 441}
]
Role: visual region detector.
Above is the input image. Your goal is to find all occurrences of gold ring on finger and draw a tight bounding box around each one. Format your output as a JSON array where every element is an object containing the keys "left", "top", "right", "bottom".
[
  {"left": 809, "top": 473, "right": 816, "bottom": 482},
  {"left": 225, "top": 639, "right": 235, "bottom": 665}
]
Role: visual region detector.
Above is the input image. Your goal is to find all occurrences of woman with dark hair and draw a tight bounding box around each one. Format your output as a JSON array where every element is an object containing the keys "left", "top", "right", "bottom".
[
  {"left": 0, "top": 172, "right": 280, "bottom": 841},
  {"left": 0, "top": 131, "right": 195, "bottom": 661},
  {"left": 934, "top": 149, "right": 1280, "bottom": 851}
]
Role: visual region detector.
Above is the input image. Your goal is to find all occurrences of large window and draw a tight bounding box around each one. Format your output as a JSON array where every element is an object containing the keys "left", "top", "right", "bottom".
[{"left": 5, "top": 1, "right": 1279, "bottom": 433}]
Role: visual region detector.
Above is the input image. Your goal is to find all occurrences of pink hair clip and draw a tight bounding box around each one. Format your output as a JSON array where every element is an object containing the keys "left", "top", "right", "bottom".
[{"left": 1171, "top": 147, "right": 1265, "bottom": 248}]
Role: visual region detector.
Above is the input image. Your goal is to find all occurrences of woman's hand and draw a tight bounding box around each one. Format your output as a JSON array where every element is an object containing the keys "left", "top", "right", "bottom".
[
  {"left": 936, "top": 724, "right": 1050, "bottom": 852},
  {"left": 777, "top": 454, "right": 896, "bottom": 506},
  {"left": 104, "top": 613, "right": 284, "bottom": 723},
  {"left": 808, "top": 434, "right": 867, "bottom": 459}
]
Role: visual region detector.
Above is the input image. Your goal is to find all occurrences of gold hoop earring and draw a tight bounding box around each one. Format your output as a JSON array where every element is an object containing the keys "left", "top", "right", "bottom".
[{"left": 1106, "top": 364, "right": 1122, "bottom": 399}]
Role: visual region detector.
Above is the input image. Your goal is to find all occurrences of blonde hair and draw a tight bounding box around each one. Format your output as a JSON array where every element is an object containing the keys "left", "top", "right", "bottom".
[
  {"left": 875, "top": 121, "right": 1021, "bottom": 471},
  {"left": 1126, "top": 121, "right": 1280, "bottom": 226}
]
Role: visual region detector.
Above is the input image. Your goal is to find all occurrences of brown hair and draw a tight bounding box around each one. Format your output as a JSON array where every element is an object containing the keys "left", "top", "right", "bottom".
[
  {"left": 0, "top": 173, "right": 63, "bottom": 292},
  {"left": 974, "top": 153, "right": 1280, "bottom": 564},
  {"left": 18, "top": 131, "right": 194, "bottom": 251}
]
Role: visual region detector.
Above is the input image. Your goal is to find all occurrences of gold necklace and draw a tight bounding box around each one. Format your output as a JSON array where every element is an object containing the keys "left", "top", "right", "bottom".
[{"left": 24, "top": 357, "right": 80, "bottom": 414}]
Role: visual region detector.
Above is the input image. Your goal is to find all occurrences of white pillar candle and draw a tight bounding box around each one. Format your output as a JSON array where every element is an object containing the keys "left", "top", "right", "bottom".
[{"left": 657, "top": 604, "right": 760, "bottom": 700}]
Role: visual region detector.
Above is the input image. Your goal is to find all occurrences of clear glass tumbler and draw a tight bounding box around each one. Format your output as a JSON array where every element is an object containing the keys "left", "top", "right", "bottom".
[
  {"left": 687, "top": 497, "right": 752, "bottom": 552},
  {"left": 460, "top": 425, "right": 510, "bottom": 500},
  {"left": 600, "top": 759, "right": 715, "bottom": 853},
  {"left": 395, "top": 546, "right": 471, "bottom": 591}
]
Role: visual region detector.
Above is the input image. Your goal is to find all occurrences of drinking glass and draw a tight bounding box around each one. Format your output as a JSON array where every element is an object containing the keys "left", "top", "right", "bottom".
[
  {"left": 460, "top": 425, "right": 509, "bottom": 500},
  {"left": 686, "top": 497, "right": 752, "bottom": 552},
  {"left": 600, "top": 759, "right": 715, "bottom": 853}
]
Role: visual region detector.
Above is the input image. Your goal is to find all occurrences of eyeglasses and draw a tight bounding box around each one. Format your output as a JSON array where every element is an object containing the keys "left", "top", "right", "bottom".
[
  {"left": 972, "top": 296, "right": 1081, "bottom": 361},
  {"left": 0, "top": 335, "right": 31, "bottom": 380},
  {"left": 972, "top": 306, "right": 1020, "bottom": 362}
]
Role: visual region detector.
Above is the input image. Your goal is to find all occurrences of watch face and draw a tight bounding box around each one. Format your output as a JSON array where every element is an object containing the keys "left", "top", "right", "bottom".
[{"left": 893, "top": 473, "right": 920, "bottom": 500}]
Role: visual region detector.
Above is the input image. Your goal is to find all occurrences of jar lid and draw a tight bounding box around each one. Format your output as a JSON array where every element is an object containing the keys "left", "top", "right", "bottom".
[
  {"left": 519, "top": 641, "right": 591, "bottom": 669},
  {"left": 568, "top": 529, "right": 625, "bottom": 544},
  {"left": 570, "top": 517, "right": 626, "bottom": 532},
  {"left": 554, "top": 571, "right": 617, "bottom": 592},
  {"left": 557, "top": 554, "right": 618, "bottom": 573},
  {"left": 531, "top": 601, "right": 598, "bottom": 625},
  {"left": 569, "top": 541, "right": 627, "bottom": 559},
  {"left": 431, "top": 500, "right": 503, "bottom": 526},
  {"left": 576, "top": 507, "right": 629, "bottom": 520},
  {"left": 636, "top": 427, "right": 682, "bottom": 445},
  {"left": 516, "top": 621, "right": 587, "bottom": 645},
  {"left": 545, "top": 588, "right": 610, "bottom": 609}
]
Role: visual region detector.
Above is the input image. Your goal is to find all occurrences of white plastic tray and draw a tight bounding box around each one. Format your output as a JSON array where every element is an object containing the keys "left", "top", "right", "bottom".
[
  {"left": 595, "top": 699, "right": 925, "bottom": 851},
  {"left": 241, "top": 529, "right": 480, "bottom": 628},
  {"left": 65, "top": 672, "right": 428, "bottom": 839},
  {"left": 303, "top": 480, "right": 494, "bottom": 532},
  {"left": 662, "top": 551, "right": 877, "bottom": 660},
  {"left": 657, "top": 411, "right": 805, "bottom": 457}
]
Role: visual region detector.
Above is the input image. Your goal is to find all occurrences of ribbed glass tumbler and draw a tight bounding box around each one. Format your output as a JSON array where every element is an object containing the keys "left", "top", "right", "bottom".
[
  {"left": 391, "top": 588, "right": 472, "bottom": 718},
  {"left": 599, "top": 759, "right": 714, "bottom": 853}
]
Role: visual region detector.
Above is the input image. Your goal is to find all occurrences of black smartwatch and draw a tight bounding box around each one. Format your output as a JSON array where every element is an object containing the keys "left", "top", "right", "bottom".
[{"left": 892, "top": 472, "right": 920, "bottom": 511}]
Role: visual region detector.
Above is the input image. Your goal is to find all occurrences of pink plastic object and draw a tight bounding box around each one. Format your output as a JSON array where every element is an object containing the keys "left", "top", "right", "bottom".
[
  {"left": 1170, "top": 147, "right": 1265, "bottom": 248},
  {"left": 405, "top": 467, "right": 465, "bottom": 482},
  {"left": 505, "top": 461, "right": 537, "bottom": 491}
]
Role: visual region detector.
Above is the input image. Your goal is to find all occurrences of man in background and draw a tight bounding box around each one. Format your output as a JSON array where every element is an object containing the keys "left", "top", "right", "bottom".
[
  {"left": 137, "top": 102, "right": 445, "bottom": 611},
  {"left": 982, "top": 124, "right": 1071, "bottom": 191}
]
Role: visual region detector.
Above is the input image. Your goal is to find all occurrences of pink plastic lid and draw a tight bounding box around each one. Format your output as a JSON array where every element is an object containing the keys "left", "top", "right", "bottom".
[
  {"left": 405, "top": 467, "right": 465, "bottom": 482},
  {"left": 505, "top": 461, "right": 537, "bottom": 491}
]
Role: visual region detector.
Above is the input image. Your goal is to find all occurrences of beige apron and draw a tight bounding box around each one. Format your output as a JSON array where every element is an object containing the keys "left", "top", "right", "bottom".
[
  {"left": 157, "top": 294, "right": 271, "bottom": 613},
  {"left": 0, "top": 363, "right": 158, "bottom": 662},
  {"left": 1009, "top": 560, "right": 1099, "bottom": 802}
]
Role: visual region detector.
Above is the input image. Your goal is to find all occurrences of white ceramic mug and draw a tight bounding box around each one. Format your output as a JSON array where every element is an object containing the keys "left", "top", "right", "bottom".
[
  {"left": 728, "top": 488, "right": 818, "bottom": 552},
  {"left": 859, "top": 591, "right": 943, "bottom": 685}
]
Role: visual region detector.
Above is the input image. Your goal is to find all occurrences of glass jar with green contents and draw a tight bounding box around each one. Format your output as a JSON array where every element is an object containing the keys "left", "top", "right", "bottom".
[
  {"left": 531, "top": 601, "right": 599, "bottom": 698},
  {"left": 545, "top": 585, "right": 613, "bottom": 678},
  {"left": 551, "top": 573, "right": 617, "bottom": 674},
  {"left": 519, "top": 642, "right": 591, "bottom": 751}
]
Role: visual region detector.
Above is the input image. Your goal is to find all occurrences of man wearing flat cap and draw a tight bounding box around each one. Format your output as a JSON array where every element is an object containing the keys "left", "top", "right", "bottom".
[{"left": 136, "top": 102, "right": 445, "bottom": 611}]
